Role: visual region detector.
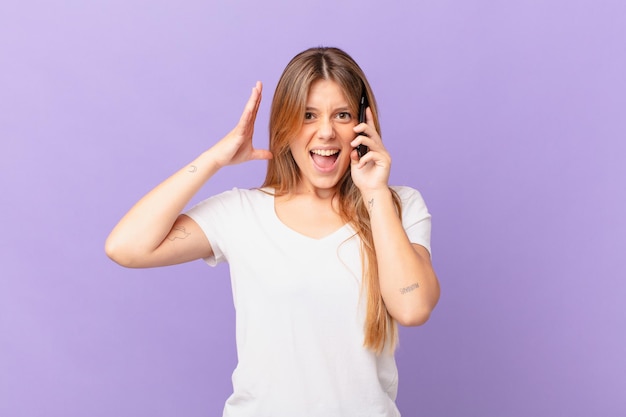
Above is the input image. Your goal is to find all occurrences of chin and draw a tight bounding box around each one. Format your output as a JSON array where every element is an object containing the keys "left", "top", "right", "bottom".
[{"left": 314, "top": 173, "right": 347, "bottom": 191}]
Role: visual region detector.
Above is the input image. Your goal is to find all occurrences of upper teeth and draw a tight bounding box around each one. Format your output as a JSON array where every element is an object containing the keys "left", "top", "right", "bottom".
[{"left": 311, "top": 149, "right": 339, "bottom": 156}]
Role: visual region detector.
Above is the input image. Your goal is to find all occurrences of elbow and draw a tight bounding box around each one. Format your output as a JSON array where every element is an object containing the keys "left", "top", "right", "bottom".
[
  {"left": 393, "top": 294, "right": 440, "bottom": 327},
  {"left": 104, "top": 237, "right": 137, "bottom": 268},
  {"left": 395, "top": 308, "right": 433, "bottom": 327}
]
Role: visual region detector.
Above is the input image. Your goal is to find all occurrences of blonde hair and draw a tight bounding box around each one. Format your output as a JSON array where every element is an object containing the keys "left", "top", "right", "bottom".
[{"left": 262, "top": 47, "right": 402, "bottom": 353}]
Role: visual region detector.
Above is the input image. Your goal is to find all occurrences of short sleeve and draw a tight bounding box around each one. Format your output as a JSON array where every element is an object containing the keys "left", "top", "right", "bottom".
[
  {"left": 184, "top": 188, "right": 244, "bottom": 266},
  {"left": 392, "top": 186, "right": 432, "bottom": 255}
]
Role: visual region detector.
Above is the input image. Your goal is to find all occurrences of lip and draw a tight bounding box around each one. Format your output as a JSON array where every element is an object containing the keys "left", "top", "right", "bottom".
[{"left": 309, "top": 149, "right": 341, "bottom": 173}]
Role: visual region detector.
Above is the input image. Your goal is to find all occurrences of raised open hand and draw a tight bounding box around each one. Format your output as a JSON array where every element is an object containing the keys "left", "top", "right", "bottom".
[{"left": 209, "top": 81, "right": 273, "bottom": 168}]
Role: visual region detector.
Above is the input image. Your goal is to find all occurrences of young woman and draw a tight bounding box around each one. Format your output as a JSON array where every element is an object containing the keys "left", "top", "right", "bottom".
[{"left": 106, "top": 46, "right": 440, "bottom": 417}]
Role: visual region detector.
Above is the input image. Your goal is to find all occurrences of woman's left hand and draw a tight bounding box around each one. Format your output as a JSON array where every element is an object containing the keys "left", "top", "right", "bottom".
[{"left": 350, "top": 107, "right": 391, "bottom": 192}]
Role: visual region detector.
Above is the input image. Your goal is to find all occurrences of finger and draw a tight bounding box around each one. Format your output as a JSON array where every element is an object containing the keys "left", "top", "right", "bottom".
[
  {"left": 350, "top": 148, "right": 360, "bottom": 163},
  {"left": 248, "top": 82, "right": 263, "bottom": 133},
  {"left": 353, "top": 110, "right": 377, "bottom": 139},
  {"left": 250, "top": 81, "right": 263, "bottom": 125},
  {"left": 352, "top": 138, "right": 388, "bottom": 165},
  {"left": 237, "top": 83, "right": 262, "bottom": 134},
  {"left": 355, "top": 107, "right": 373, "bottom": 132},
  {"left": 365, "top": 106, "right": 374, "bottom": 125},
  {"left": 237, "top": 90, "right": 256, "bottom": 127},
  {"left": 351, "top": 135, "right": 373, "bottom": 151},
  {"left": 355, "top": 151, "right": 376, "bottom": 168},
  {"left": 349, "top": 141, "right": 370, "bottom": 165},
  {"left": 250, "top": 149, "right": 273, "bottom": 161}
]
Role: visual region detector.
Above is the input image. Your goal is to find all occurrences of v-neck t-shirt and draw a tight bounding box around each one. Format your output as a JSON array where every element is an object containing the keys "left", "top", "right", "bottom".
[{"left": 185, "top": 186, "right": 431, "bottom": 417}]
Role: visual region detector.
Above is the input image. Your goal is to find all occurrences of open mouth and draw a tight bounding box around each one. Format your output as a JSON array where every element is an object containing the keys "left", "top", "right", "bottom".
[{"left": 310, "top": 149, "right": 340, "bottom": 171}]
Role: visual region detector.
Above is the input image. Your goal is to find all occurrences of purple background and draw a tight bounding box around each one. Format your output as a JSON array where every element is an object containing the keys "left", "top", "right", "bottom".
[{"left": 2, "top": 1, "right": 625, "bottom": 416}]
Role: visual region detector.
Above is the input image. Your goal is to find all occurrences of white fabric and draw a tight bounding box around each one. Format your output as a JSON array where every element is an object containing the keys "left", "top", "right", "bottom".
[{"left": 185, "top": 186, "right": 431, "bottom": 417}]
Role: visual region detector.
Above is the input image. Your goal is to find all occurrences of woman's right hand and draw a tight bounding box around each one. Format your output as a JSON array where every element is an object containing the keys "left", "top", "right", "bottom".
[
  {"left": 209, "top": 81, "right": 273, "bottom": 168},
  {"left": 105, "top": 82, "right": 273, "bottom": 268}
]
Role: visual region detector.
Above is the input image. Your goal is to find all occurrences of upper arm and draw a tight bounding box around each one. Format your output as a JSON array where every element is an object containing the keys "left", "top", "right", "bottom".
[
  {"left": 411, "top": 243, "right": 432, "bottom": 263},
  {"left": 128, "top": 214, "right": 213, "bottom": 268}
]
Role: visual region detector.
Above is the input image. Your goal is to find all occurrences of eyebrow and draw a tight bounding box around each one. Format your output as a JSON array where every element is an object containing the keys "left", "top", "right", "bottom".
[{"left": 305, "top": 106, "right": 351, "bottom": 112}]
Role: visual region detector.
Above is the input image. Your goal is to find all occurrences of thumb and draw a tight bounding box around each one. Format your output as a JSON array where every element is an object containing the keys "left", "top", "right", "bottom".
[
  {"left": 350, "top": 148, "right": 361, "bottom": 165},
  {"left": 250, "top": 149, "right": 273, "bottom": 160}
]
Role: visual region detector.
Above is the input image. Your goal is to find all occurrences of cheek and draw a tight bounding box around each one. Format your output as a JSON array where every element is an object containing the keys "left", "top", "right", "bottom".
[
  {"left": 287, "top": 141, "right": 309, "bottom": 168},
  {"left": 288, "top": 135, "right": 305, "bottom": 152},
  {"left": 289, "top": 144, "right": 308, "bottom": 162},
  {"left": 289, "top": 128, "right": 313, "bottom": 149},
  {"left": 341, "top": 123, "right": 358, "bottom": 139}
]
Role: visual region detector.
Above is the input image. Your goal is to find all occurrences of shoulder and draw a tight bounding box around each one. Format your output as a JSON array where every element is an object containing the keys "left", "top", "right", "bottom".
[
  {"left": 390, "top": 185, "right": 427, "bottom": 206},
  {"left": 198, "top": 187, "right": 270, "bottom": 205},
  {"left": 390, "top": 185, "right": 431, "bottom": 222},
  {"left": 187, "top": 187, "right": 271, "bottom": 217}
]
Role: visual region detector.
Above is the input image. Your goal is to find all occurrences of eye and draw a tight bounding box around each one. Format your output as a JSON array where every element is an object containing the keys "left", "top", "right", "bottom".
[
  {"left": 336, "top": 112, "right": 352, "bottom": 120},
  {"left": 304, "top": 112, "right": 314, "bottom": 120}
]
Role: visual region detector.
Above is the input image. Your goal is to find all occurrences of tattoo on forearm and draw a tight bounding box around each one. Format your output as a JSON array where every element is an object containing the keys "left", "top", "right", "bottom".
[
  {"left": 188, "top": 165, "right": 197, "bottom": 173},
  {"left": 167, "top": 226, "right": 191, "bottom": 241},
  {"left": 367, "top": 198, "right": 374, "bottom": 212},
  {"left": 399, "top": 283, "right": 419, "bottom": 294}
]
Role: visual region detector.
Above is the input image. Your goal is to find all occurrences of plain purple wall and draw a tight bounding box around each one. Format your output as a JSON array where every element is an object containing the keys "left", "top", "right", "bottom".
[{"left": 1, "top": 1, "right": 625, "bottom": 416}]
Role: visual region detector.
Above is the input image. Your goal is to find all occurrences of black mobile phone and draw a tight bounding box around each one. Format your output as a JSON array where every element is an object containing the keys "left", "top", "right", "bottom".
[{"left": 355, "top": 93, "right": 369, "bottom": 158}]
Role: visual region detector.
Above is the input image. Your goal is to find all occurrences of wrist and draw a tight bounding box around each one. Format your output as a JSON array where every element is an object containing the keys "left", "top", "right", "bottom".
[
  {"left": 188, "top": 149, "right": 223, "bottom": 176},
  {"left": 200, "top": 147, "right": 227, "bottom": 170},
  {"left": 360, "top": 186, "right": 392, "bottom": 202},
  {"left": 360, "top": 187, "right": 393, "bottom": 214}
]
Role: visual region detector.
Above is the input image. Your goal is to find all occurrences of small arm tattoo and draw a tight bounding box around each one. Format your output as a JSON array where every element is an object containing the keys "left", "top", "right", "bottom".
[
  {"left": 167, "top": 226, "right": 191, "bottom": 242},
  {"left": 188, "top": 165, "right": 197, "bottom": 173},
  {"left": 399, "top": 283, "right": 419, "bottom": 294}
]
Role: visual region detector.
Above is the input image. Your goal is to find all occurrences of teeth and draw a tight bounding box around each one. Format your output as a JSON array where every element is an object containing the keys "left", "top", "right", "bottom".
[{"left": 311, "top": 149, "right": 339, "bottom": 156}]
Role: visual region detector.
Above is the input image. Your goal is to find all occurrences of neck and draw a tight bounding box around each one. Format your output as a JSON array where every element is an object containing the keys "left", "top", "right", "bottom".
[{"left": 292, "top": 183, "right": 339, "bottom": 201}]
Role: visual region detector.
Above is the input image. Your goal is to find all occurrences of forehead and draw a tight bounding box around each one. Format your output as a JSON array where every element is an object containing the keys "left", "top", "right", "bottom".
[{"left": 306, "top": 79, "right": 349, "bottom": 106}]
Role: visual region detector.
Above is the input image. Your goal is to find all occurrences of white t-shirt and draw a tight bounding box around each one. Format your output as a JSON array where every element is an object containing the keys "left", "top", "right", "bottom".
[{"left": 185, "top": 186, "right": 431, "bottom": 417}]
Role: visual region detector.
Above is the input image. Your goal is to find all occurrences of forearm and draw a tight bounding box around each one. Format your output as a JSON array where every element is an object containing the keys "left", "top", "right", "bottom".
[
  {"left": 105, "top": 82, "right": 270, "bottom": 267},
  {"left": 105, "top": 149, "right": 221, "bottom": 263},
  {"left": 365, "top": 188, "right": 440, "bottom": 326}
]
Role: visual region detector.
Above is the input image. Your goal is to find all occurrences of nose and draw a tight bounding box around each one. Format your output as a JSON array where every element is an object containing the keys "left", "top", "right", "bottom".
[{"left": 317, "top": 118, "right": 336, "bottom": 140}]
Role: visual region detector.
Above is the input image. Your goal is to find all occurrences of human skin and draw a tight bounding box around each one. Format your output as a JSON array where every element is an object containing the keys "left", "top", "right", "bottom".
[{"left": 105, "top": 79, "right": 439, "bottom": 325}]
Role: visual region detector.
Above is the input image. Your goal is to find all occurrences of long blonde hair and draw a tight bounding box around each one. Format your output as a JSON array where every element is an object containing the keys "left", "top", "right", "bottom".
[{"left": 262, "top": 47, "right": 402, "bottom": 353}]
